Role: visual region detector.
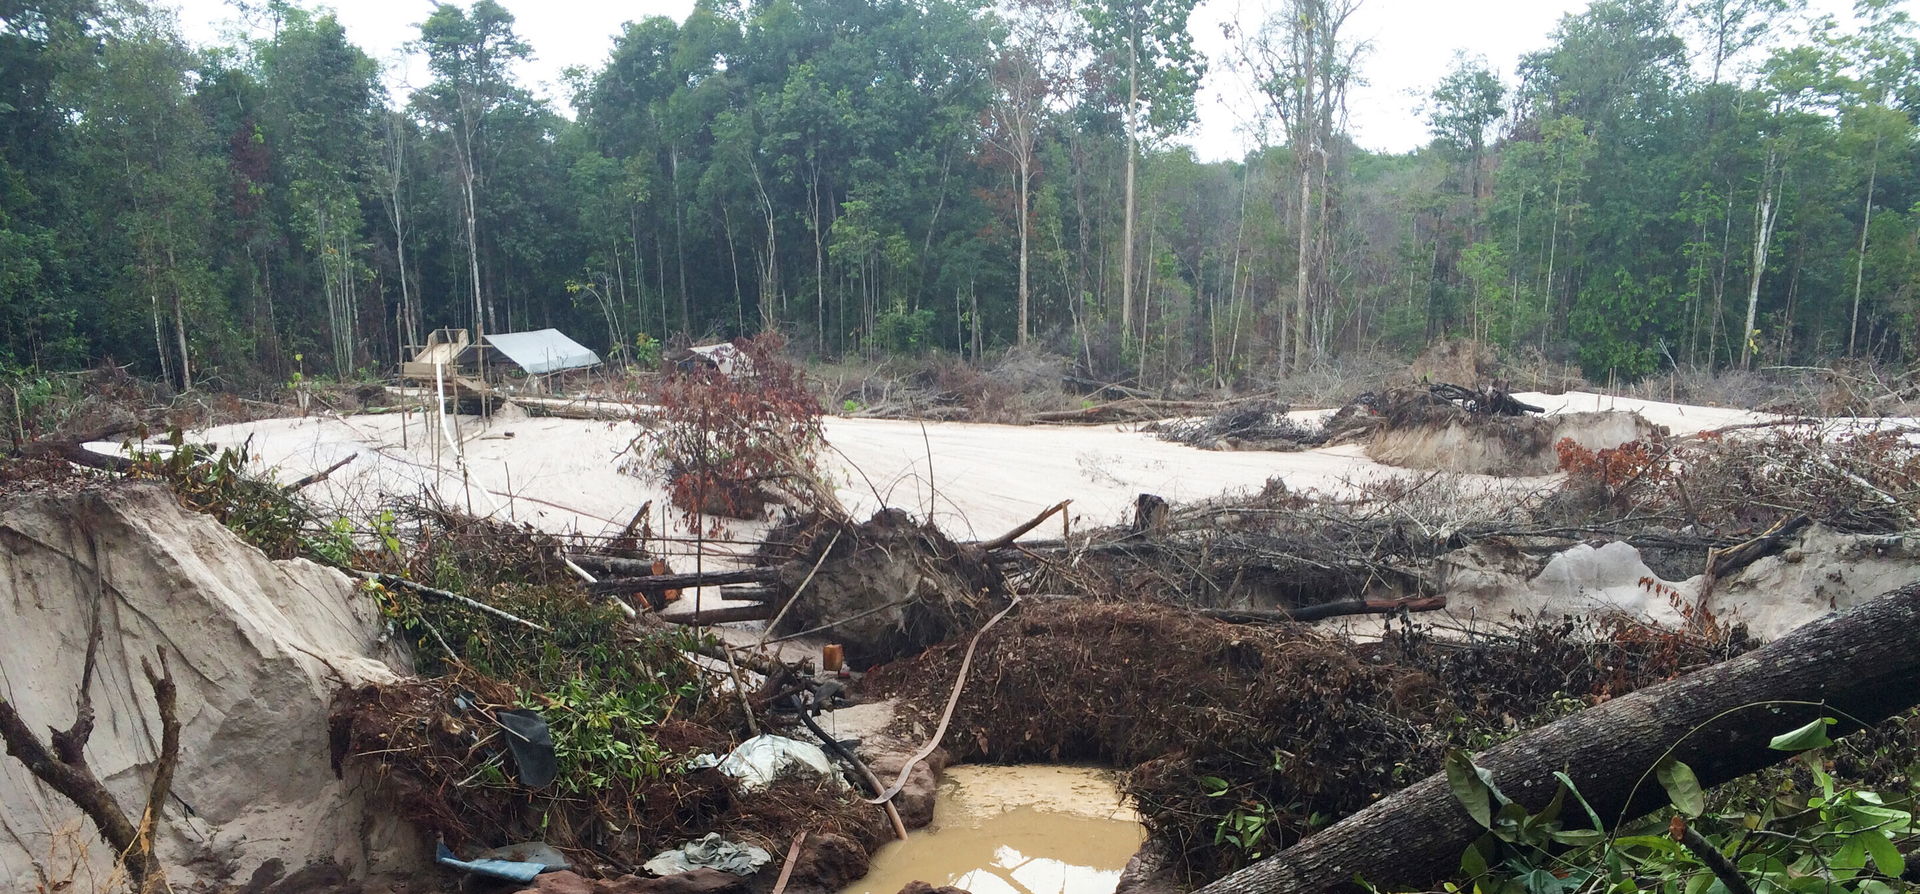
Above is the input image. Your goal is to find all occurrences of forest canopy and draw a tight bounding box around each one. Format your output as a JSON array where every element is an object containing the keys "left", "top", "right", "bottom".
[{"left": 1, "top": 0, "right": 1916, "bottom": 388}]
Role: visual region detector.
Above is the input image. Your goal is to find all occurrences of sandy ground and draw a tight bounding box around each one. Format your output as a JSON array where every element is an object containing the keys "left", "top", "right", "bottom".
[
  {"left": 110, "top": 388, "right": 1811, "bottom": 587},
  {"left": 117, "top": 388, "right": 1877, "bottom": 645},
  {"left": 148, "top": 402, "right": 1537, "bottom": 549},
  {"left": 1512, "top": 391, "right": 1772, "bottom": 434}
]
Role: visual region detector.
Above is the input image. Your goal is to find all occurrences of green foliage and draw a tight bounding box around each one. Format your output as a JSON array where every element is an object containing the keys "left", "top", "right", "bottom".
[
  {"left": 127, "top": 432, "right": 311, "bottom": 559},
  {"left": 871, "top": 300, "right": 937, "bottom": 355},
  {"left": 2, "top": 0, "right": 1919, "bottom": 385},
  {"left": 1425, "top": 720, "right": 1920, "bottom": 894},
  {"left": 0, "top": 367, "right": 84, "bottom": 444},
  {"left": 363, "top": 542, "right": 713, "bottom": 793},
  {"left": 631, "top": 332, "right": 662, "bottom": 368}
]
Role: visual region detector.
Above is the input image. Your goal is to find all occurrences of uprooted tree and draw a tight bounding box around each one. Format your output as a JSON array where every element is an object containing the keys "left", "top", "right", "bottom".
[{"left": 1191, "top": 581, "right": 1920, "bottom": 894}]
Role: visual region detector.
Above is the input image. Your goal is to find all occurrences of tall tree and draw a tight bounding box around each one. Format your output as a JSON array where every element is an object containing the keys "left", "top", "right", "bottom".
[
  {"left": 412, "top": 0, "right": 531, "bottom": 341},
  {"left": 1236, "top": 0, "right": 1365, "bottom": 368},
  {"left": 984, "top": 0, "right": 1075, "bottom": 345},
  {"left": 1082, "top": 0, "right": 1204, "bottom": 341}
]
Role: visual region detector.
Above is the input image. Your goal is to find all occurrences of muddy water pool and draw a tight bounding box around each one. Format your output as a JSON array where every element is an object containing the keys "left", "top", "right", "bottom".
[{"left": 841, "top": 765, "right": 1145, "bottom": 894}]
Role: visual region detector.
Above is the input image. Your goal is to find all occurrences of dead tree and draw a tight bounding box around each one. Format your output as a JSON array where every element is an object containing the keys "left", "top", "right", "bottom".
[
  {"left": 1194, "top": 581, "right": 1920, "bottom": 894},
  {"left": 0, "top": 604, "right": 181, "bottom": 890}
]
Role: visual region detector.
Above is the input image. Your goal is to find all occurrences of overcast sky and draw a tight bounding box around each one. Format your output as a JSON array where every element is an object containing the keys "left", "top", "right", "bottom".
[{"left": 168, "top": 0, "right": 1864, "bottom": 161}]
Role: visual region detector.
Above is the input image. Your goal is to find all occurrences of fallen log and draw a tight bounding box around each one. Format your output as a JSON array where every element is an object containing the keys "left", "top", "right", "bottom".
[
  {"left": 12, "top": 437, "right": 134, "bottom": 473},
  {"left": 588, "top": 566, "right": 783, "bottom": 594},
  {"left": 1193, "top": 581, "right": 1920, "bottom": 894},
  {"left": 720, "top": 584, "right": 784, "bottom": 603},
  {"left": 1197, "top": 596, "right": 1446, "bottom": 625},
  {"left": 570, "top": 553, "right": 665, "bottom": 576},
  {"left": 976, "top": 500, "right": 1071, "bottom": 551},
  {"left": 282, "top": 453, "right": 356, "bottom": 492},
  {"left": 660, "top": 604, "right": 776, "bottom": 625},
  {"left": 1027, "top": 398, "right": 1224, "bottom": 425}
]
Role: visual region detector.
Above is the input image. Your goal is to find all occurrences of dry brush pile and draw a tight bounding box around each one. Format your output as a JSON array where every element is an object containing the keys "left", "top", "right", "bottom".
[{"left": 1551, "top": 420, "right": 1920, "bottom": 533}]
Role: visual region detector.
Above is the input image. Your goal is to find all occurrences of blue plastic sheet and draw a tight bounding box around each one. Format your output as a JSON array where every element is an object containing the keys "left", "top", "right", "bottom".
[{"left": 435, "top": 842, "right": 563, "bottom": 882}]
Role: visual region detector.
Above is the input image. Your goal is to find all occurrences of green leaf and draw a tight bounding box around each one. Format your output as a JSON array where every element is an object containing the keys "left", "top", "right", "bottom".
[
  {"left": 1554, "top": 771, "right": 1605, "bottom": 831},
  {"left": 1447, "top": 751, "right": 1494, "bottom": 828},
  {"left": 1768, "top": 717, "right": 1836, "bottom": 752},
  {"left": 1860, "top": 830, "right": 1904, "bottom": 877},
  {"left": 1657, "top": 759, "right": 1706, "bottom": 818},
  {"left": 1833, "top": 832, "right": 1870, "bottom": 872},
  {"left": 1547, "top": 828, "right": 1606, "bottom": 847},
  {"left": 1460, "top": 835, "right": 1491, "bottom": 879}
]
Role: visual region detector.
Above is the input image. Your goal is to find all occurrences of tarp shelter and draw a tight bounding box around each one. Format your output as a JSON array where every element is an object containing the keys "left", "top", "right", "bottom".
[
  {"left": 681, "top": 343, "right": 752, "bottom": 377},
  {"left": 468, "top": 329, "right": 602, "bottom": 375}
]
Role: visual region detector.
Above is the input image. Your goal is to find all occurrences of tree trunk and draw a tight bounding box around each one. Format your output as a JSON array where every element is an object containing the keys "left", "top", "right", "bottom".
[
  {"left": 1018, "top": 154, "right": 1031, "bottom": 346},
  {"left": 462, "top": 157, "right": 484, "bottom": 343},
  {"left": 1292, "top": 12, "right": 1315, "bottom": 373},
  {"left": 1740, "top": 149, "right": 1778, "bottom": 371},
  {"left": 1849, "top": 136, "right": 1879, "bottom": 357},
  {"left": 1194, "top": 582, "right": 1920, "bottom": 894},
  {"left": 1121, "top": 42, "right": 1139, "bottom": 340}
]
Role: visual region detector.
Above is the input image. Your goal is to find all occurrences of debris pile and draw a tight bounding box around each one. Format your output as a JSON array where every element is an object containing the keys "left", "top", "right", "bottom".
[
  {"left": 1554, "top": 422, "right": 1920, "bottom": 533},
  {"left": 1149, "top": 400, "right": 1329, "bottom": 451},
  {"left": 863, "top": 599, "right": 1742, "bottom": 881}
]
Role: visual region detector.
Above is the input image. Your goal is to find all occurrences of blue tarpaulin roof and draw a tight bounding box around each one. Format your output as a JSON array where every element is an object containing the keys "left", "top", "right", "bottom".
[{"left": 480, "top": 329, "right": 601, "bottom": 375}]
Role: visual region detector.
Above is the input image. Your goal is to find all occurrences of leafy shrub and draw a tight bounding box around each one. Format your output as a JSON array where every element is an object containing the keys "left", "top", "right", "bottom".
[
  {"left": 1430, "top": 719, "right": 1918, "bottom": 894},
  {"left": 643, "top": 333, "right": 833, "bottom": 525}
]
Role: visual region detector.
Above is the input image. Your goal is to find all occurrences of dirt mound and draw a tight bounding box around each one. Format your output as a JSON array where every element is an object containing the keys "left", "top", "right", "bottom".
[
  {"left": 1366, "top": 399, "right": 1658, "bottom": 476},
  {"left": 768, "top": 510, "right": 1007, "bottom": 668},
  {"left": 0, "top": 483, "right": 416, "bottom": 894}
]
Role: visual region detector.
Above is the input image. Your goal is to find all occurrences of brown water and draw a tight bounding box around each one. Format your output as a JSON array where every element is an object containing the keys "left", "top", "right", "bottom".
[{"left": 841, "top": 765, "right": 1146, "bottom": 894}]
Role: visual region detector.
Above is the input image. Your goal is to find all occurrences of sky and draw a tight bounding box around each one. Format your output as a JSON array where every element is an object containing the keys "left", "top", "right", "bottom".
[{"left": 167, "top": 0, "right": 1868, "bottom": 161}]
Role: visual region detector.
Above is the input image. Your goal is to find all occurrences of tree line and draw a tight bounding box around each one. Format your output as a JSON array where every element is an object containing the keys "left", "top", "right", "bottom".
[{"left": 1, "top": 0, "right": 1916, "bottom": 389}]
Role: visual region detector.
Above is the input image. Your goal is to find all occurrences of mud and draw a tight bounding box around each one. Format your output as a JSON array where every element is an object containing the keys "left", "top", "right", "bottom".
[{"left": 842, "top": 766, "right": 1143, "bottom": 894}]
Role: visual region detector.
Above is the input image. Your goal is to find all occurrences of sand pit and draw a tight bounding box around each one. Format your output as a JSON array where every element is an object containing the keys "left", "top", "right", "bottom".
[{"left": 144, "top": 407, "right": 1518, "bottom": 549}]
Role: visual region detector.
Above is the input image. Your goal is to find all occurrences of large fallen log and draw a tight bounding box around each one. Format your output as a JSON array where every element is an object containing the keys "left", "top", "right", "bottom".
[
  {"left": 9, "top": 421, "right": 139, "bottom": 473},
  {"left": 1194, "top": 582, "right": 1920, "bottom": 894}
]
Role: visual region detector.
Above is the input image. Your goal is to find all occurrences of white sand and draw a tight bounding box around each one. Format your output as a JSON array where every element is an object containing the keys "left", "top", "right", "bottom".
[{"left": 153, "top": 405, "right": 1522, "bottom": 551}]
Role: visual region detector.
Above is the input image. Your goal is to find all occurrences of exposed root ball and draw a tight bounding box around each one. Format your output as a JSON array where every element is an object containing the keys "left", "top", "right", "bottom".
[{"left": 770, "top": 510, "right": 1006, "bottom": 668}]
